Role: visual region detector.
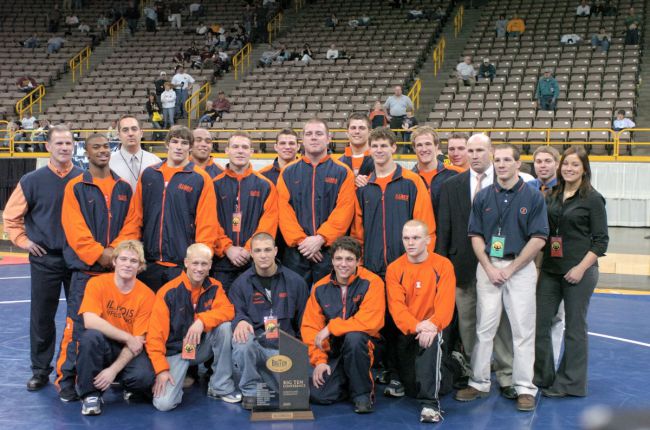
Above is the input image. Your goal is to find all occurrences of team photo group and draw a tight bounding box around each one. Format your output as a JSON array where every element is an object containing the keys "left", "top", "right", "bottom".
[{"left": 3, "top": 112, "right": 608, "bottom": 424}]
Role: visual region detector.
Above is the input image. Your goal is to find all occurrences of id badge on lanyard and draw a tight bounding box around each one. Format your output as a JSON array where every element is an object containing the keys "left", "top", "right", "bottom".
[
  {"left": 490, "top": 234, "right": 506, "bottom": 258},
  {"left": 264, "top": 311, "right": 278, "bottom": 340}
]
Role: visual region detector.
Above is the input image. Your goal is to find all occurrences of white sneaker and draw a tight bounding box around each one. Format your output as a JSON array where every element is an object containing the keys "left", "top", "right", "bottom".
[
  {"left": 207, "top": 387, "right": 242, "bottom": 403},
  {"left": 420, "top": 406, "right": 442, "bottom": 423},
  {"left": 81, "top": 396, "right": 103, "bottom": 416}
]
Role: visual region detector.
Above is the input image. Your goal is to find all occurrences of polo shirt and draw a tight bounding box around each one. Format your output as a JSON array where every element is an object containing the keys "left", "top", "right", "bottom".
[{"left": 468, "top": 178, "right": 548, "bottom": 257}]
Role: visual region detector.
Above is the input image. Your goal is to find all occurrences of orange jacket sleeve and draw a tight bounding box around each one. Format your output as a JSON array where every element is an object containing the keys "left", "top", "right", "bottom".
[
  {"left": 316, "top": 166, "right": 355, "bottom": 245},
  {"left": 412, "top": 174, "right": 437, "bottom": 251},
  {"left": 61, "top": 179, "right": 105, "bottom": 265},
  {"left": 243, "top": 177, "right": 278, "bottom": 250},
  {"left": 300, "top": 284, "right": 330, "bottom": 366},
  {"left": 350, "top": 192, "right": 365, "bottom": 248},
  {"left": 2, "top": 183, "right": 30, "bottom": 249},
  {"left": 328, "top": 271, "right": 385, "bottom": 338},
  {"left": 114, "top": 179, "right": 143, "bottom": 242},
  {"left": 146, "top": 290, "right": 172, "bottom": 374},
  {"left": 276, "top": 172, "right": 308, "bottom": 247},
  {"left": 385, "top": 261, "right": 421, "bottom": 335},
  {"left": 428, "top": 257, "right": 456, "bottom": 332},
  {"left": 196, "top": 282, "right": 235, "bottom": 331},
  {"left": 195, "top": 170, "right": 220, "bottom": 251}
]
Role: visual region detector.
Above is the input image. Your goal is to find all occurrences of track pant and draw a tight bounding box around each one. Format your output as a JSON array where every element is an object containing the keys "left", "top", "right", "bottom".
[
  {"left": 56, "top": 271, "right": 96, "bottom": 391},
  {"left": 153, "top": 322, "right": 235, "bottom": 411},
  {"left": 137, "top": 262, "right": 183, "bottom": 293},
  {"left": 231, "top": 333, "right": 279, "bottom": 397},
  {"left": 469, "top": 259, "right": 538, "bottom": 396},
  {"left": 76, "top": 329, "right": 154, "bottom": 398},
  {"left": 29, "top": 253, "right": 72, "bottom": 378},
  {"left": 534, "top": 267, "right": 598, "bottom": 396},
  {"left": 396, "top": 332, "right": 444, "bottom": 408},
  {"left": 310, "top": 332, "right": 374, "bottom": 404},
  {"left": 283, "top": 246, "right": 332, "bottom": 288}
]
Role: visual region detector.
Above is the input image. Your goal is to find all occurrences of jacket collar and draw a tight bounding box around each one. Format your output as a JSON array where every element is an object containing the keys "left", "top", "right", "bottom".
[
  {"left": 369, "top": 163, "right": 402, "bottom": 184},
  {"left": 224, "top": 163, "right": 254, "bottom": 179}
]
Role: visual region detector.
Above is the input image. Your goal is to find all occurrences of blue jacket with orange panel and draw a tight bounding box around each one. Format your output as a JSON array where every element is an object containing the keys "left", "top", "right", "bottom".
[
  {"left": 212, "top": 165, "right": 278, "bottom": 268},
  {"left": 276, "top": 156, "right": 355, "bottom": 247},
  {"left": 258, "top": 158, "right": 282, "bottom": 185},
  {"left": 351, "top": 164, "right": 436, "bottom": 277},
  {"left": 146, "top": 272, "right": 234, "bottom": 374},
  {"left": 300, "top": 267, "right": 385, "bottom": 366},
  {"left": 62, "top": 171, "right": 136, "bottom": 272},
  {"left": 338, "top": 146, "right": 375, "bottom": 177},
  {"left": 413, "top": 161, "right": 462, "bottom": 220},
  {"left": 120, "top": 161, "right": 221, "bottom": 265}
]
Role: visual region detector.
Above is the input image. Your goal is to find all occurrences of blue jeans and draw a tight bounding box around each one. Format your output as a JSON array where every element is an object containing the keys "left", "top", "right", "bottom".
[
  {"left": 163, "top": 107, "right": 175, "bottom": 129},
  {"left": 591, "top": 36, "right": 610, "bottom": 52},
  {"left": 539, "top": 96, "right": 556, "bottom": 111},
  {"left": 232, "top": 333, "right": 279, "bottom": 396},
  {"left": 175, "top": 89, "right": 188, "bottom": 116}
]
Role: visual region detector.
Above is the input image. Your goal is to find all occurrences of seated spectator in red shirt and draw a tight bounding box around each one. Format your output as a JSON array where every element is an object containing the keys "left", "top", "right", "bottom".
[{"left": 213, "top": 91, "right": 231, "bottom": 120}]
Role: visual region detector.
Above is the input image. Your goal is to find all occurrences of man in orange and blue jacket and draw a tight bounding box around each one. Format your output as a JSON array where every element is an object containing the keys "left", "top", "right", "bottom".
[
  {"left": 301, "top": 236, "right": 385, "bottom": 414},
  {"left": 147, "top": 243, "right": 240, "bottom": 411}
]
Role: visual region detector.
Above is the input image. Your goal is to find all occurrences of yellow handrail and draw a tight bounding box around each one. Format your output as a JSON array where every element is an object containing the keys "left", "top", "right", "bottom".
[
  {"left": 454, "top": 6, "right": 464, "bottom": 37},
  {"left": 69, "top": 46, "right": 91, "bottom": 83},
  {"left": 185, "top": 82, "right": 212, "bottom": 127},
  {"left": 295, "top": 0, "right": 305, "bottom": 12},
  {"left": 0, "top": 120, "right": 10, "bottom": 154},
  {"left": 407, "top": 78, "right": 422, "bottom": 111},
  {"left": 267, "top": 13, "right": 283, "bottom": 45},
  {"left": 433, "top": 37, "right": 446, "bottom": 76},
  {"left": 108, "top": 17, "right": 127, "bottom": 46},
  {"left": 232, "top": 43, "right": 252, "bottom": 80},
  {"left": 15, "top": 84, "right": 46, "bottom": 118}
]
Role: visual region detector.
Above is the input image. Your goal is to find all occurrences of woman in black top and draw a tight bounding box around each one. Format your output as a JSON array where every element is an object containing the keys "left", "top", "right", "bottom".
[
  {"left": 534, "top": 146, "right": 609, "bottom": 397},
  {"left": 145, "top": 93, "right": 163, "bottom": 141}
]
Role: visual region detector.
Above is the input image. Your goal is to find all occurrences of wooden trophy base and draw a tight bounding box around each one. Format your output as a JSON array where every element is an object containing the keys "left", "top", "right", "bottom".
[{"left": 250, "top": 410, "right": 314, "bottom": 421}]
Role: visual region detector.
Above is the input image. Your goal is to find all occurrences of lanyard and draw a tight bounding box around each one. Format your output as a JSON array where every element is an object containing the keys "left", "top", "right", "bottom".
[{"left": 490, "top": 182, "right": 522, "bottom": 236}]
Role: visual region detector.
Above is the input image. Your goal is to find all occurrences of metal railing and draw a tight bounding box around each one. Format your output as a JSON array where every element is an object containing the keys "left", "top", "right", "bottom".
[
  {"left": 267, "top": 13, "right": 283, "bottom": 44},
  {"left": 0, "top": 120, "right": 10, "bottom": 154},
  {"left": 407, "top": 79, "right": 422, "bottom": 111},
  {"left": 433, "top": 37, "right": 446, "bottom": 76},
  {"left": 69, "top": 46, "right": 91, "bottom": 83},
  {"left": 184, "top": 82, "right": 212, "bottom": 127},
  {"left": 232, "top": 43, "right": 252, "bottom": 80},
  {"left": 108, "top": 17, "right": 127, "bottom": 46},
  {"left": 15, "top": 85, "right": 46, "bottom": 118},
  {"left": 454, "top": 6, "right": 464, "bottom": 37}
]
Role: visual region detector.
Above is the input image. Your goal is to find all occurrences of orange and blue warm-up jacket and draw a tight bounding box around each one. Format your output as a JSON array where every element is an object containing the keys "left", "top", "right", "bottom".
[
  {"left": 61, "top": 171, "right": 137, "bottom": 272},
  {"left": 276, "top": 155, "right": 355, "bottom": 247},
  {"left": 146, "top": 272, "right": 234, "bottom": 374},
  {"left": 351, "top": 164, "right": 436, "bottom": 277},
  {"left": 301, "top": 267, "right": 385, "bottom": 366},
  {"left": 338, "top": 146, "right": 375, "bottom": 177},
  {"left": 412, "top": 161, "right": 462, "bottom": 221}
]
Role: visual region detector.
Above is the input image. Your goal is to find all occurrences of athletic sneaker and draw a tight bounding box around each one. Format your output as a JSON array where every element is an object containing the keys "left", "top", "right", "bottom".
[
  {"left": 81, "top": 396, "right": 102, "bottom": 416},
  {"left": 59, "top": 386, "right": 79, "bottom": 402},
  {"left": 451, "top": 351, "right": 472, "bottom": 378},
  {"left": 207, "top": 388, "right": 242, "bottom": 403},
  {"left": 353, "top": 395, "right": 374, "bottom": 414},
  {"left": 383, "top": 379, "right": 405, "bottom": 397},
  {"left": 374, "top": 370, "right": 391, "bottom": 385},
  {"left": 420, "top": 406, "right": 442, "bottom": 423}
]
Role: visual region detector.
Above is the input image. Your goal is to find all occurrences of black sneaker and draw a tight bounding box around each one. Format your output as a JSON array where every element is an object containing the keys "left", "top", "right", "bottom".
[
  {"left": 353, "top": 396, "right": 374, "bottom": 414},
  {"left": 60, "top": 386, "right": 80, "bottom": 402},
  {"left": 374, "top": 370, "right": 391, "bottom": 385},
  {"left": 384, "top": 380, "right": 405, "bottom": 397},
  {"left": 26, "top": 374, "right": 49, "bottom": 391},
  {"left": 500, "top": 385, "right": 518, "bottom": 400}
]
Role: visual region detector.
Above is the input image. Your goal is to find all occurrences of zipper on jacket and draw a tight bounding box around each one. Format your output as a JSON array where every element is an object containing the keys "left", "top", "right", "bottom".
[
  {"left": 236, "top": 178, "right": 242, "bottom": 246},
  {"left": 382, "top": 192, "right": 388, "bottom": 268},
  {"left": 159, "top": 186, "right": 167, "bottom": 262},
  {"left": 340, "top": 286, "right": 347, "bottom": 319},
  {"left": 311, "top": 163, "right": 317, "bottom": 234}
]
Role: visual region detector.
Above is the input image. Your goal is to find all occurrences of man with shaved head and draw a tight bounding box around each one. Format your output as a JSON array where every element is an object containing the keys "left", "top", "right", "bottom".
[{"left": 191, "top": 127, "right": 223, "bottom": 178}]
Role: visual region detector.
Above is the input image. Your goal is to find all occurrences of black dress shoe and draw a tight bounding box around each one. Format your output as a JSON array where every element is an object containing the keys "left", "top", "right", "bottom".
[
  {"left": 27, "top": 374, "right": 49, "bottom": 391},
  {"left": 500, "top": 385, "right": 518, "bottom": 400},
  {"left": 542, "top": 388, "right": 567, "bottom": 398}
]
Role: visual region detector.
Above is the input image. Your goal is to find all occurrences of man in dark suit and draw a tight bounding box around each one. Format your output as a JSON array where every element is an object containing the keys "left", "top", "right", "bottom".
[{"left": 436, "top": 134, "right": 516, "bottom": 399}]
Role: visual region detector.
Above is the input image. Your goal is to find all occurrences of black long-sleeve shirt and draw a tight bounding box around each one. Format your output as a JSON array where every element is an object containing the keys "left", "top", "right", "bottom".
[{"left": 541, "top": 188, "right": 609, "bottom": 274}]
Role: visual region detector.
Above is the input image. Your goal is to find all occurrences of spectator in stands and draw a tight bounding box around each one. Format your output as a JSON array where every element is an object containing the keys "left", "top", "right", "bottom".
[
  {"left": 48, "top": 5, "right": 62, "bottom": 32},
  {"left": 506, "top": 14, "right": 525, "bottom": 39},
  {"left": 46, "top": 36, "right": 66, "bottom": 54},
  {"left": 407, "top": 8, "right": 427, "bottom": 21},
  {"left": 325, "top": 12, "right": 338, "bottom": 30},
  {"left": 17, "top": 77, "right": 36, "bottom": 92},
  {"left": 21, "top": 113, "right": 37, "bottom": 132},
  {"left": 434, "top": 6, "right": 446, "bottom": 22},
  {"left": 591, "top": 28, "right": 610, "bottom": 52},
  {"left": 146, "top": 93, "right": 164, "bottom": 141},
  {"left": 576, "top": 0, "right": 591, "bottom": 17},
  {"left": 97, "top": 13, "right": 110, "bottom": 35},
  {"left": 31, "top": 120, "right": 48, "bottom": 151},
  {"left": 107, "top": 120, "right": 118, "bottom": 142},
  {"left": 370, "top": 100, "right": 389, "bottom": 128},
  {"left": 625, "top": 23, "right": 640, "bottom": 45},
  {"left": 144, "top": 5, "right": 158, "bottom": 32},
  {"left": 171, "top": 65, "right": 195, "bottom": 119},
  {"left": 560, "top": 33, "right": 582, "bottom": 45},
  {"left": 624, "top": 7, "right": 642, "bottom": 28},
  {"left": 154, "top": 71, "right": 167, "bottom": 104},
  {"left": 401, "top": 109, "right": 418, "bottom": 148},
  {"left": 65, "top": 13, "right": 79, "bottom": 34},
  {"left": 478, "top": 58, "right": 496, "bottom": 82},
  {"left": 168, "top": 1, "right": 183, "bottom": 30},
  {"left": 301, "top": 43, "right": 314, "bottom": 64},
  {"left": 326, "top": 44, "right": 339, "bottom": 60},
  {"left": 199, "top": 101, "right": 218, "bottom": 127},
  {"left": 258, "top": 46, "right": 280, "bottom": 67},
  {"left": 613, "top": 110, "right": 635, "bottom": 131},
  {"left": 205, "top": 31, "right": 218, "bottom": 49},
  {"left": 161, "top": 82, "right": 177, "bottom": 129},
  {"left": 173, "top": 49, "right": 185, "bottom": 66},
  {"left": 22, "top": 34, "right": 40, "bottom": 49},
  {"left": 189, "top": 2, "right": 205, "bottom": 17},
  {"left": 456, "top": 56, "right": 477, "bottom": 88},
  {"left": 536, "top": 69, "right": 560, "bottom": 111},
  {"left": 277, "top": 44, "right": 292, "bottom": 62},
  {"left": 384, "top": 85, "right": 414, "bottom": 131},
  {"left": 196, "top": 21, "right": 208, "bottom": 35},
  {"left": 213, "top": 91, "right": 231, "bottom": 120},
  {"left": 78, "top": 22, "right": 90, "bottom": 33}
]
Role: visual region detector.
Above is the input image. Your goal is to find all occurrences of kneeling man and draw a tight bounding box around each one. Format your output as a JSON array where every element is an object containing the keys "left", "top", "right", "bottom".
[
  {"left": 301, "top": 236, "right": 385, "bottom": 414},
  {"left": 76, "top": 240, "right": 156, "bottom": 416},
  {"left": 147, "top": 243, "right": 239, "bottom": 411}
]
